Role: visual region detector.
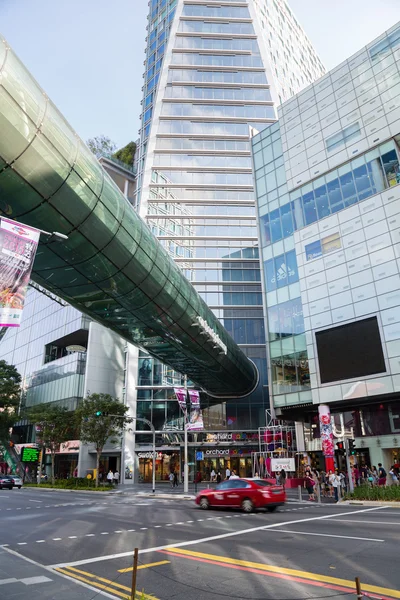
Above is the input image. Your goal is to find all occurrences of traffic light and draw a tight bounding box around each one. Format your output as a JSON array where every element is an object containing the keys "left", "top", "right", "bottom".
[
  {"left": 348, "top": 439, "right": 357, "bottom": 455},
  {"left": 95, "top": 411, "right": 102, "bottom": 417},
  {"left": 336, "top": 441, "right": 345, "bottom": 454}
]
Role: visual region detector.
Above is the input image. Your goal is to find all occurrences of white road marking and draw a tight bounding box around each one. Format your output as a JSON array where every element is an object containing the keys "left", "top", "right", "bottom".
[
  {"left": 114, "top": 530, "right": 123, "bottom": 533},
  {"left": 17, "top": 543, "right": 27, "bottom": 545},
  {"left": 154, "top": 526, "right": 161, "bottom": 528},
  {"left": 0, "top": 578, "right": 17, "bottom": 585},
  {"left": 29, "top": 500, "right": 42, "bottom": 503},
  {"left": 50, "top": 506, "right": 388, "bottom": 569},
  {"left": 20, "top": 576, "right": 52, "bottom": 585},
  {"left": 140, "top": 527, "right": 148, "bottom": 530},
  {"left": 36, "top": 540, "right": 45, "bottom": 543},
  {"left": 68, "top": 536, "right": 77, "bottom": 539},
  {"left": 128, "top": 529, "right": 136, "bottom": 532},
  {"left": 85, "top": 534, "right": 95, "bottom": 537},
  {"left": 2, "top": 547, "right": 117, "bottom": 600},
  {"left": 265, "top": 529, "right": 384, "bottom": 542},
  {"left": 53, "top": 538, "right": 62, "bottom": 541},
  {"left": 324, "top": 518, "right": 400, "bottom": 525},
  {"left": 186, "top": 521, "right": 194, "bottom": 523},
  {"left": 165, "top": 524, "right": 173, "bottom": 527},
  {"left": 100, "top": 532, "right": 109, "bottom": 535}
]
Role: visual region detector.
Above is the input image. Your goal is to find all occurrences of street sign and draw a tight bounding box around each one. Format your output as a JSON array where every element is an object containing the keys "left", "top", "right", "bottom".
[
  {"left": 270, "top": 458, "right": 295, "bottom": 472},
  {"left": 21, "top": 447, "right": 40, "bottom": 462},
  {"left": 196, "top": 451, "right": 204, "bottom": 461}
]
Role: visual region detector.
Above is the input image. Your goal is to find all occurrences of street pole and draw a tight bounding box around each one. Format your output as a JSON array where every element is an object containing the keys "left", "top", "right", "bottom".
[
  {"left": 152, "top": 427, "right": 156, "bottom": 494},
  {"left": 345, "top": 438, "right": 354, "bottom": 493},
  {"left": 184, "top": 375, "right": 189, "bottom": 494}
]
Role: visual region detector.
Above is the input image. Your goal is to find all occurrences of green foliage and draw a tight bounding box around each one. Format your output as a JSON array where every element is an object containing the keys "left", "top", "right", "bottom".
[
  {"left": 75, "top": 393, "right": 131, "bottom": 487},
  {"left": 113, "top": 141, "right": 136, "bottom": 166},
  {"left": 345, "top": 484, "right": 400, "bottom": 501},
  {"left": 0, "top": 360, "right": 22, "bottom": 439},
  {"left": 24, "top": 479, "right": 111, "bottom": 491},
  {"left": 25, "top": 403, "right": 74, "bottom": 484},
  {"left": 87, "top": 135, "right": 117, "bottom": 158}
]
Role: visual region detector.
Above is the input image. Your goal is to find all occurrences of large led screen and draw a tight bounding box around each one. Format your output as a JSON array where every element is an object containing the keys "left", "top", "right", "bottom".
[{"left": 316, "top": 317, "right": 386, "bottom": 384}]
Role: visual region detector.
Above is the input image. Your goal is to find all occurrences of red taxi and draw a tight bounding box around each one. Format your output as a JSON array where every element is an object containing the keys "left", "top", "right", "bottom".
[{"left": 195, "top": 478, "right": 286, "bottom": 513}]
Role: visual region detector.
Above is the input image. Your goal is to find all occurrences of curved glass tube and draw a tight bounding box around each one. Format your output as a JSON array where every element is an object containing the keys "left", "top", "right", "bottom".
[{"left": 0, "top": 34, "right": 258, "bottom": 399}]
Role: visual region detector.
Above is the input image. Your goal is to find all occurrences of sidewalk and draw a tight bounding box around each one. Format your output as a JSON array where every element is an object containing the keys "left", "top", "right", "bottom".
[{"left": 0, "top": 547, "right": 113, "bottom": 600}]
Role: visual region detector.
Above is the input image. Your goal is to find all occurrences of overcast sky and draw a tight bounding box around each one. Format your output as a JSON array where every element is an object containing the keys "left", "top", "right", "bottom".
[{"left": 0, "top": 0, "right": 398, "bottom": 148}]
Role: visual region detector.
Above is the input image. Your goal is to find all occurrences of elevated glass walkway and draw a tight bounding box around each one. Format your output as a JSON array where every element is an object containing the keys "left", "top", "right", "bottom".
[{"left": 0, "top": 34, "right": 258, "bottom": 399}]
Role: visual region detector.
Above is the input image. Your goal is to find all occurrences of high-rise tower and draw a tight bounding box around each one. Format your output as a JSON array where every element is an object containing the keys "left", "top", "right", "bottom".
[{"left": 133, "top": 0, "right": 325, "bottom": 445}]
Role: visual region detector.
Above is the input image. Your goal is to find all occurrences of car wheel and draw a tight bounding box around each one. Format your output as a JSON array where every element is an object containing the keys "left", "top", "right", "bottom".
[
  {"left": 241, "top": 498, "right": 254, "bottom": 513},
  {"left": 267, "top": 506, "right": 277, "bottom": 513},
  {"left": 18, "top": 486, "right": 22, "bottom": 489},
  {"left": 199, "top": 497, "right": 210, "bottom": 510}
]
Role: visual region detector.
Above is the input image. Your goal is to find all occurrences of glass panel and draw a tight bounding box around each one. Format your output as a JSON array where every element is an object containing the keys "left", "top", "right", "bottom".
[
  {"left": 327, "top": 177, "right": 343, "bottom": 213},
  {"left": 302, "top": 191, "right": 317, "bottom": 225},
  {"left": 314, "top": 184, "right": 330, "bottom": 219},
  {"left": 269, "top": 209, "right": 282, "bottom": 243},
  {"left": 381, "top": 149, "right": 400, "bottom": 187},
  {"left": 339, "top": 171, "right": 357, "bottom": 206}
]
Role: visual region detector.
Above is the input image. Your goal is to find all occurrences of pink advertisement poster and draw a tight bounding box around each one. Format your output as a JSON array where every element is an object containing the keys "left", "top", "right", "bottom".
[
  {"left": 187, "top": 389, "right": 204, "bottom": 431},
  {"left": 0, "top": 218, "right": 40, "bottom": 327},
  {"left": 174, "top": 388, "right": 187, "bottom": 419}
]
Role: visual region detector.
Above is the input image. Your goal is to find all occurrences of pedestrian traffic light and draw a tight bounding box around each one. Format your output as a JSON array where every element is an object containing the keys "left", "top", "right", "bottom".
[
  {"left": 348, "top": 439, "right": 356, "bottom": 455},
  {"left": 336, "top": 441, "right": 345, "bottom": 454},
  {"left": 95, "top": 411, "right": 102, "bottom": 416}
]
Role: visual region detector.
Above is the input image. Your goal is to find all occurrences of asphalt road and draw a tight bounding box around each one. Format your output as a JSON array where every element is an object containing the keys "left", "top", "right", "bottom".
[{"left": 1, "top": 486, "right": 399, "bottom": 600}]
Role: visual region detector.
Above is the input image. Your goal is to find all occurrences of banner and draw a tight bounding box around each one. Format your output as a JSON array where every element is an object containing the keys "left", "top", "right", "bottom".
[
  {"left": 270, "top": 458, "right": 296, "bottom": 473},
  {"left": 0, "top": 217, "right": 40, "bottom": 327},
  {"left": 174, "top": 388, "right": 187, "bottom": 419},
  {"left": 187, "top": 389, "right": 204, "bottom": 431}
]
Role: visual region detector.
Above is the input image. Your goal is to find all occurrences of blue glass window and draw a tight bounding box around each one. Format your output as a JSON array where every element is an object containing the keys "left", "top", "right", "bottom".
[
  {"left": 353, "top": 164, "right": 372, "bottom": 201},
  {"left": 302, "top": 191, "right": 317, "bottom": 225},
  {"left": 269, "top": 209, "right": 282, "bottom": 243},
  {"left": 264, "top": 259, "right": 276, "bottom": 292},
  {"left": 261, "top": 214, "right": 271, "bottom": 247},
  {"left": 305, "top": 240, "right": 322, "bottom": 261},
  {"left": 327, "top": 177, "right": 343, "bottom": 213},
  {"left": 340, "top": 171, "right": 357, "bottom": 206},
  {"left": 280, "top": 203, "right": 294, "bottom": 237},
  {"left": 314, "top": 184, "right": 330, "bottom": 219}
]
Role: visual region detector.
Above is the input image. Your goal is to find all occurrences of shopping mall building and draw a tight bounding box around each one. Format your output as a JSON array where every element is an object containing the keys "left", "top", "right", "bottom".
[{"left": 253, "top": 23, "right": 400, "bottom": 473}]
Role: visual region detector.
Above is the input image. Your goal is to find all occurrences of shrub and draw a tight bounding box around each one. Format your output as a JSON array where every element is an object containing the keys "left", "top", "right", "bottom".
[{"left": 345, "top": 484, "right": 400, "bottom": 501}]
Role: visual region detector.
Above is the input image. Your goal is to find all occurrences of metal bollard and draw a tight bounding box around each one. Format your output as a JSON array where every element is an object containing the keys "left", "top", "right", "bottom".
[
  {"left": 316, "top": 484, "right": 321, "bottom": 503},
  {"left": 298, "top": 484, "right": 302, "bottom": 501}
]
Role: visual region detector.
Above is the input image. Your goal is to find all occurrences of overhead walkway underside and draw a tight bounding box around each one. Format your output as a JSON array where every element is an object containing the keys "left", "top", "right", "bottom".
[{"left": 0, "top": 34, "right": 258, "bottom": 399}]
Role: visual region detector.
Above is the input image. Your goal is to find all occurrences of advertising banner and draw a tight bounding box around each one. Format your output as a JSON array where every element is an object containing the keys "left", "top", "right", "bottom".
[
  {"left": 187, "top": 389, "right": 204, "bottom": 431},
  {"left": 0, "top": 217, "right": 40, "bottom": 327},
  {"left": 270, "top": 458, "right": 296, "bottom": 472},
  {"left": 174, "top": 388, "right": 187, "bottom": 419}
]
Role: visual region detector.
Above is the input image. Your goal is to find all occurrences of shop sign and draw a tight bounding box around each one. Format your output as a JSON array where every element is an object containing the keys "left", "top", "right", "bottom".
[
  {"left": 205, "top": 449, "right": 230, "bottom": 456},
  {"left": 137, "top": 452, "right": 164, "bottom": 459},
  {"left": 196, "top": 451, "right": 204, "bottom": 461},
  {"left": 205, "top": 432, "right": 259, "bottom": 443},
  {"left": 196, "top": 316, "right": 227, "bottom": 355},
  {"left": 204, "top": 448, "right": 252, "bottom": 457},
  {"left": 270, "top": 458, "right": 296, "bottom": 472},
  {"left": 45, "top": 440, "right": 80, "bottom": 454}
]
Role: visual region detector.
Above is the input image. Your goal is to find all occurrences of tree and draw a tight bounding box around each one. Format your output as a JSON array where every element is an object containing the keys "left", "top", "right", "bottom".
[
  {"left": 26, "top": 404, "right": 73, "bottom": 485},
  {"left": 87, "top": 135, "right": 117, "bottom": 158},
  {"left": 75, "top": 393, "right": 131, "bottom": 487},
  {"left": 0, "top": 360, "right": 22, "bottom": 441},
  {"left": 113, "top": 141, "right": 136, "bottom": 167}
]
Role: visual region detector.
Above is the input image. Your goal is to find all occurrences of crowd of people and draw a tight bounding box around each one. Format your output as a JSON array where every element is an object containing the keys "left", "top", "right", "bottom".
[{"left": 302, "top": 463, "right": 399, "bottom": 502}]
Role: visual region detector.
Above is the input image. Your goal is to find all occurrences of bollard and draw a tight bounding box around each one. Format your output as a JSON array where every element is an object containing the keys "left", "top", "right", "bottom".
[
  {"left": 316, "top": 484, "right": 321, "bottom": 503},
  {"left": 130, "top": 548, "right": 139, "bottom": 600},
  {"left": 298, "top": 484, "right": 302, "bottom": 501},
  {"left": 355, "top": 577, "right": 362, "bottom": 600}
]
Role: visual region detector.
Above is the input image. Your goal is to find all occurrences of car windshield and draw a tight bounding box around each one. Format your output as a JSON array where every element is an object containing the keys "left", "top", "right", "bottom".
[{"left": 252, "top": 480, "right": 273, "bottom": 487}]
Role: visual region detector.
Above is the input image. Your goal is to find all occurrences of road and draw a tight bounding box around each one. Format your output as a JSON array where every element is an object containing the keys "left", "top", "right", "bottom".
[{"left": 1, "top": 486, "right": 399, "bottom": 600}]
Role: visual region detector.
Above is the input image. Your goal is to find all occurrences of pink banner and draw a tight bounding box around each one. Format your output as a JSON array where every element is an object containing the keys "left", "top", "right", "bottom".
[
  {"left": 174, "top": 388, "right": 187, "bottom": 419},
  {"left": 319, "top": 404, "right": 334, "bottom": 457},
  {"left": 0, "top": 218, "right": 40, "bottom": 327},
  {"left": 187, "top": 389, "right": 204, "bottom": 431}
]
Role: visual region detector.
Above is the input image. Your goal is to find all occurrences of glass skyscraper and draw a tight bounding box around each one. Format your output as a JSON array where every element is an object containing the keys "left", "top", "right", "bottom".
[{"left": 133, "top": 0, "right": 325, "bottom": 432}]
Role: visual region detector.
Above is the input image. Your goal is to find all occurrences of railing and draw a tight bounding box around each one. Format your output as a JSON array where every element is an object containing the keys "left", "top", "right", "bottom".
[{"left": 99, "top": 153, "right": 137, "bottom": 175}]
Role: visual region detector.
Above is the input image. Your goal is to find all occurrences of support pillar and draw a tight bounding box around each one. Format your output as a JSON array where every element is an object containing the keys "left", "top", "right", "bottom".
[{"left": 318, "top": 404, "right": 335, "bottom": 473}]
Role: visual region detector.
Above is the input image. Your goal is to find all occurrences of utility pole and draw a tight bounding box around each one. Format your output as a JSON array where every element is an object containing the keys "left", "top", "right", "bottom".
[{"left": 344, "top": 438, "right": 354, "bottom": 493}]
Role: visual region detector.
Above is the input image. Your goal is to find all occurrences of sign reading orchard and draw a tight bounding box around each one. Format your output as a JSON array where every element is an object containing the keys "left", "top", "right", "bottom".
[{"left": 0, "top": 218, "right": 40, "bottom": 327}]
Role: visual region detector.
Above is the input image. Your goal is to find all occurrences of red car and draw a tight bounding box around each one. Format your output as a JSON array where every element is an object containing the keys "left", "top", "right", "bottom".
[{"left": 195, "top": 478, "right": 286, "bottom": 513}]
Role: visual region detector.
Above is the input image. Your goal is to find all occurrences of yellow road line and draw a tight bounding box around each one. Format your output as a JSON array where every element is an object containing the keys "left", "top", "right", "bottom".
[
  {"left": 119, "top": 560, "right": 170, "bottom": 573},
  {"left": 56, "top": 566, "right": 158, "bottom": 600},
  {"left": 55, "top": 567, "right": 129, "bottom": 599},
  {"left": 165, "top": 547, "right": 400, "bottom": 599}
]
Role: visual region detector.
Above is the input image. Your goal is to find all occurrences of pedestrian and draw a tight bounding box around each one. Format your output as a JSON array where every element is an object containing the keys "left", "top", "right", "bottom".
[
  {"left": 319, "top": 470, "right": 327, "bottom": 497},
  {"left": 304, "top": 472, "right": 315, "bottom": 501},
  {"left": 377, "top": 463, "right": 387, "bottom": 486},
  {"left": 216, "top": 471, "right": 222, "bottom": 484},
  {"left": 107, "top": 470, "right": 114, "bottom": 486},
  {"left": 173, "top": 471, "right": 178, "bottom": 488},
  {"left": 280, "top": 468, "right": 287, "bottom": 489},
  {"left": 389, "top": 466, "right": 399, "bottom": 486},
  {"left": 113, "top": 470, "right": 119, "bottom": 486},
  {"left": 225, "top": 466, "right": 231, "bottom": 480},
  {"left": 330, "top": 470, "right": 340, "bottom": 502},
  {"left": 327, "top": 470, "right": 334, "bottom": 498},
  {"left": 339, "top": 470, "right": 347, "bottom": 494},
  {"left": 230, "top": 470, "right": 239, "bottom": 479},
  {"left": 169, "top": 471, "right": 174, "bottom": 488},
  {"left": 210, "top": 469, "right": 216, "bottom": 482}
]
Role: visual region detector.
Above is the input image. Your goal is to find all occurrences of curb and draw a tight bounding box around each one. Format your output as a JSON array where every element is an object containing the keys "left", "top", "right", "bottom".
[
  {"left": 135, "top": 493, "right": 195, "bottom": 500},
  {"left": 341, "top": 500, "right": 400, "bottom": 507},
  {"left": 22, "top": 487, "right": 118, "bottom": 495}
]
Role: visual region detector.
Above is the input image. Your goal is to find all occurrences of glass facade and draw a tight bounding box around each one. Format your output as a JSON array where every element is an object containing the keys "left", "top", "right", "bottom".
[
  {"left": 254, "top": 22, "right": 400, "bottom": 416},
  {"left": 135, "top": 0, "right": 325, "bottom": 438}
]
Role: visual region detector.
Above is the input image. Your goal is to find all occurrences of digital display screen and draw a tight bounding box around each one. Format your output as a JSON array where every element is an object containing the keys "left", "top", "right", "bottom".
[
  {"left": 21, "top": 447, "right": 40, "bottom": 462},
  {"left": 316, "top": 317, "right": 386, "bottom": 384}
]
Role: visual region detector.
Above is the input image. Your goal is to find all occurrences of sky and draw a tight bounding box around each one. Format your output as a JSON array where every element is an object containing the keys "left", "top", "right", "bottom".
[{"left": 0, "top": 0, "right": 398, "bottom": 149}]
